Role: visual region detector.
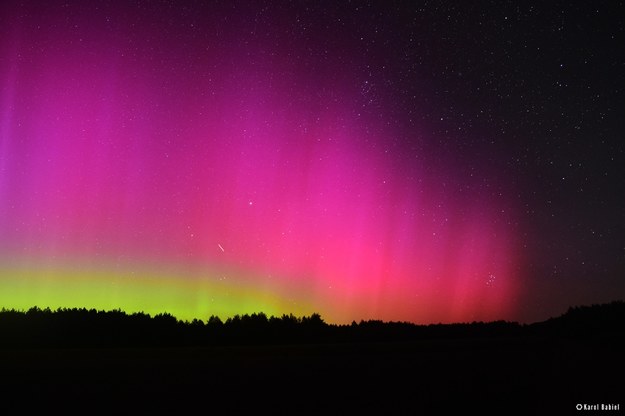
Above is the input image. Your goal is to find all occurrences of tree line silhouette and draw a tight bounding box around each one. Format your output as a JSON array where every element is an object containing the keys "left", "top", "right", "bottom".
[{"left": 0, "top": 300, "right": 622, "bottom": 348}]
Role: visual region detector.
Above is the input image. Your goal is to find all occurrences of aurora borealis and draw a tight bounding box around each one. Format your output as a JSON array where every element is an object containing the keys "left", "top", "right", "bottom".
[{"left": 1, "top": 1, "right": 623, "bottom": 324}]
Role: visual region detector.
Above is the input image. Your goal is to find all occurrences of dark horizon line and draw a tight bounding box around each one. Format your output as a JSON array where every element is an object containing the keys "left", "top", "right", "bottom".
[{"left": 2, "top": 299, "right": 624, "bottom": 327}]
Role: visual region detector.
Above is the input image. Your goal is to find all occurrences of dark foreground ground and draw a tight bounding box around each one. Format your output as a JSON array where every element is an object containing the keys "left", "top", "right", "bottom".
[{"left": 0, "top": 336, "right": 622, "bottom": 415}]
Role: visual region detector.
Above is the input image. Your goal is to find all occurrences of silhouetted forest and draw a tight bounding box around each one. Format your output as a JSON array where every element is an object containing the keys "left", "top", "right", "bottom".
[
  {"left": 1, "top": 300, "right": 623, "bottom": 348},
  {"left": 1, "top": 301, "right": 623, "bottom": 414}
]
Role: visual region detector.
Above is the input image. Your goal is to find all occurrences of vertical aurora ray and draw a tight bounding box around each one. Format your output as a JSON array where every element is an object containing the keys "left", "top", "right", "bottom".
[{"left": 0, "top": 1, "right": 521, "bottom": 324}]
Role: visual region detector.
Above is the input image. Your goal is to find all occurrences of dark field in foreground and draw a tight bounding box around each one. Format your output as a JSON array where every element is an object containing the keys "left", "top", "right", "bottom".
[{"left": 1, "top": 336, "right": 622, "bottom": 414}]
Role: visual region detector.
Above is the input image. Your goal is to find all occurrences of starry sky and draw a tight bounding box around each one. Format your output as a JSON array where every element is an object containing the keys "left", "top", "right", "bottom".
[{"left": 0, "top": 1, "right": 623, "bottom": 324}]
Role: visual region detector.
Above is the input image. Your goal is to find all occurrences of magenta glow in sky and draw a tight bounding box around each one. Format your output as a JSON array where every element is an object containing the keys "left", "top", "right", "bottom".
[{"left": 0, "top": 2, "right": 522, "bottom": 323}]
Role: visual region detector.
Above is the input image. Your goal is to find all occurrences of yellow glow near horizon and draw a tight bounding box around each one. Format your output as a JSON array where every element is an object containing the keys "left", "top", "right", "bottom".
[{"left": 0, "top": 259, "right": 315, "bottom": 321}]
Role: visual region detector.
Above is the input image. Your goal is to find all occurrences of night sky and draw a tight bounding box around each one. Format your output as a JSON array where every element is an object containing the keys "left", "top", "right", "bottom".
[{"left": 1, "top": 1, "right": 623, "bottom": 324}]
